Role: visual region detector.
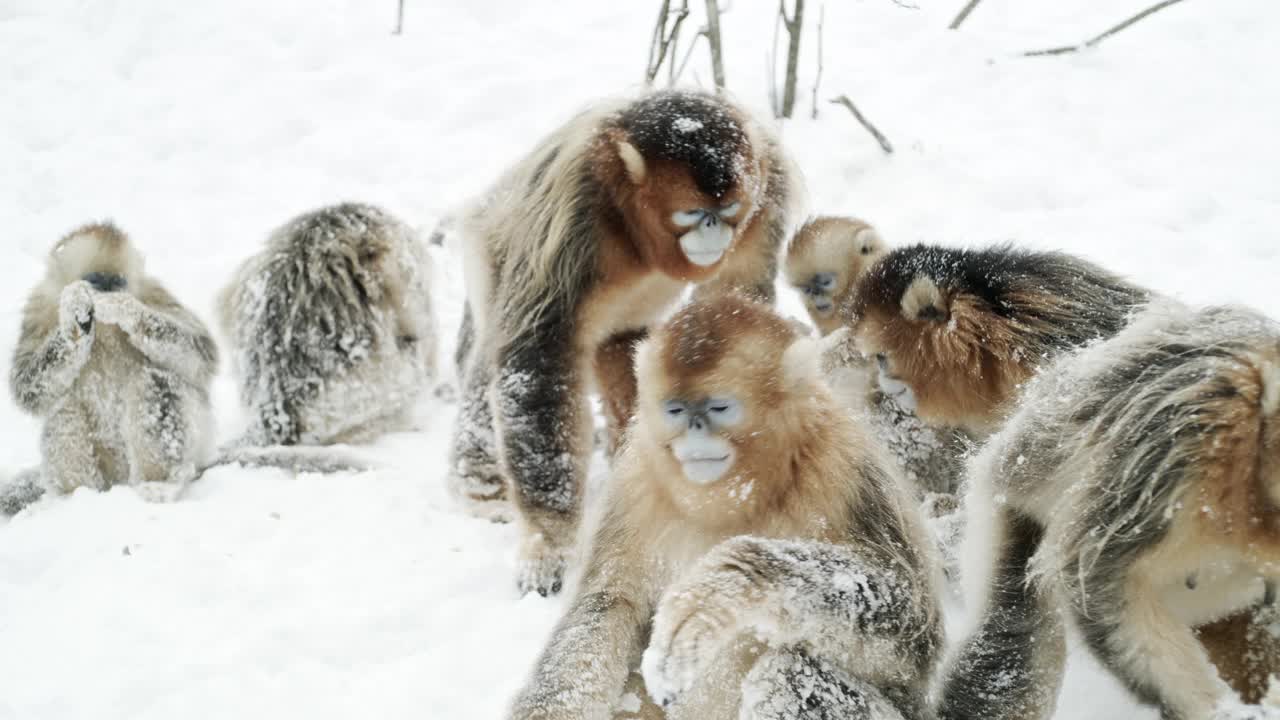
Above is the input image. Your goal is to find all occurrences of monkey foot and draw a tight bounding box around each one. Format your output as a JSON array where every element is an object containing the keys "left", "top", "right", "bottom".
[
  {"left": 447, "top": 470, "right": 512, "bottom": 523},
  {"left": 132, "top": 481, "right": 185, "bottom": 504},
  {"left": 516, "top": 532, "right": 569, "bottom": 597}
]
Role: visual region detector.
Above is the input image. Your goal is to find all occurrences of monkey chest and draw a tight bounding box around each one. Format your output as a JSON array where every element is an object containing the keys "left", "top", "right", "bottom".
[{"left": 579, "top": 272, "right": 687, "bottom": 349}]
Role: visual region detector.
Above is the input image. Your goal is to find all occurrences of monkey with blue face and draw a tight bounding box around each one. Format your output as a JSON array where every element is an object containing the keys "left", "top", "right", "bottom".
[
  {"left": 449, "top": 89, "right": 798, "bottom": 596},
  {"left": 8, "top": 223, "right": 218, "bottom": 507},
  {"left": 507, "top": 296, "right": 942, "bottom": 720}
]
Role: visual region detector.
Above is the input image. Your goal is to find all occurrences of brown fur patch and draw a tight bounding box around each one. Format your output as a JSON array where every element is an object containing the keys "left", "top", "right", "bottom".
[
  {"left": 857, "top": 295, "right": 1035, "bottom": 432},
  {"left": 1186, "top": 356, "right": 1280, "bottom": 564},
  {"left": 1197, "top": 608, "right": 1280, "bottom": 703},
  {"left": 595, "top": 328, "right": 647, "bottom": 458}
]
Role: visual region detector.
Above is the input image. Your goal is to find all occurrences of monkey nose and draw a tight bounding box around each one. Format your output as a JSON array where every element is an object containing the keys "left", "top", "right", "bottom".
[{"left": 875, "top": 353, "right": 888, "bottom": 371}]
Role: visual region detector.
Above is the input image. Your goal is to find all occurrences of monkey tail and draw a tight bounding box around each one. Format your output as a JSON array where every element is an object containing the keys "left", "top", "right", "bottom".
[
  {"left": 201, "top": 446, "right": 374, "bottom": 476},
  {"left": 0, "top": 467, "right": 45, "bottom": 516}
]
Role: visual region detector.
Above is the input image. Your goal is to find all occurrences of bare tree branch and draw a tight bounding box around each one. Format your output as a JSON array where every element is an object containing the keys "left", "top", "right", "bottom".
[
  {"left": 768, "top": 5, "right": 781, "bottom": 116},
  {"left": 948, "top": 0, "right": 981, "bottom": 30},
  {"left": 646, "top": 0, "right": 692, "bottom": 85},
  {"left": 830, "top": 95, "right": 893, "bottom": 154},
  {"left": 1023, "top": 0, "right": 1188, "bottom": 57},
  {"left": 704, "top": 0, "right": 726, "bottom": 90},
  {"left": 779, "top": 0, "right": 805, "bottom": 118},
  {"left": 393, "top": 0, "right": 405, "bottom": 34},
  {"left": 810, "top": 4, "right": 825, "bottom": 119},
  {"left": 674, "top": 28, "right": 708, "bottom": 84}
]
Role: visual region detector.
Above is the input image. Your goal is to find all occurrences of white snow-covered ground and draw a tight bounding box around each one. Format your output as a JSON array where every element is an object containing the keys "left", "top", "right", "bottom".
[{"left": 1, "top": 0, "right": 1277, "bottom": 717}]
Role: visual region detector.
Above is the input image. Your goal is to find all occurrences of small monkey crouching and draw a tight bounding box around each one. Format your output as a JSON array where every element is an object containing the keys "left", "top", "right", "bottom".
[{"left": 9, "top": 223, "right": 217, "bottom": 507}]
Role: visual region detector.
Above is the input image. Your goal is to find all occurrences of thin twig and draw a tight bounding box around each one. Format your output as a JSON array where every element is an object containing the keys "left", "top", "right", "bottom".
[
  {"left": 674, "top": 29, "right": 708, "bottom": 83},
  {"left": 830, "top": 95, "right": 893, "bottom": 154},
  {"left": 948, "top": 0, "right": 981, "bottom": 30},
  {"left": 780, "top": 0, "right": 804, "bottom": 118},
  {"left": 768, "top": 6, "right": 781, "bottom": 116},
  {"left": 393, "top": 0, "right": 405, "bottom": 34},
  {"left": 646, "top": 0, "right": 692, "bottom": 85},
  {"left": 704, "top": 0, "right": 726, "bottom": 90},
  {"left": 810, "top": 4, "right": 824, "bottom": 119},
  {"left": 1023, "top": 0, "right": 1188, "bottom": 57}
]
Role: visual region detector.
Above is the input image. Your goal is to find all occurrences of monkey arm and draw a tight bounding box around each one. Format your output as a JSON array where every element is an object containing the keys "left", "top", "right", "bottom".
[
  {"left": 642, "top": 535, "right": 938, "bottom": 706},
  {"left": 10, "top": 288, "right": 94, "bottom": 416},
  {"left": 94, "top": 291, "right": 218, "bottom": 386},
  {"left": 493, "top": 323, "right": 589, "bottom": 595},
  {"left": 10, "top": 322, "right": 91, "bottom": 415},
  {"left": 508, "top": 519, "right": 651, "bottom": 720}
]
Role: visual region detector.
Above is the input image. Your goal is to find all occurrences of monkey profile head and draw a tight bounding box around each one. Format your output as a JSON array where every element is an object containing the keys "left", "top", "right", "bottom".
[
  {"left": 597, "top": 91, "right": 765, "bottom": 282},
  {"left": 785, "top": 216, "right": 887, "bottom": 335},
  {"left": 851, "top": 245, "right": 1058, "bottom": 434},
  {"left": 47, "top": 222, "right": 143, "bottom": 294},
  {"left": 634, "top": 295, "right": 825, "bottom": 521}
]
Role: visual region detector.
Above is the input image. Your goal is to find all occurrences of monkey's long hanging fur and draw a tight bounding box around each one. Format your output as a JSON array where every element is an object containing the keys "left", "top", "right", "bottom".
[
  {"left": 940, "top": 302, "right": 1280, "bottom": 720},
  {"left": 218, "top": 202, "right": 436, "bottom": 448},
  {"left": 448, "top": 89, "right": 797, "bottom": 596}
]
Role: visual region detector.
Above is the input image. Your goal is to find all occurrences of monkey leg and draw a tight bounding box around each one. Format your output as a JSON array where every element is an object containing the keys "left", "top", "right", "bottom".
[
  {"left": 493, "top": 347, "right": 591, "bottom": 596},
  {"left": 126, "top": 368, "right": 201, "bottom": 502},
  {"left": 742, "top": 646, "right": 908, "bottom": 720},
  {"left": 446, "top": 359, "right": 510, "bottom": 521},
  {"left": 594, "top": 329, "right": 646, "bottom": 459},
  {"left": 1199, "top": 603, "right": 1280, "bottom": 705},
  {"left": 938, "top": 508, "right": 1065, "bottom": 720},
  {"left": 1068, "top": 554, "right": 1237, "bottom": 719},
  {"left": 40, "top": 402, "right": 105, "bottom": 494}
]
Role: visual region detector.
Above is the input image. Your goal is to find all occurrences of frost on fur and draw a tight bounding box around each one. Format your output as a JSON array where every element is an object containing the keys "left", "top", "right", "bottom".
[
  {"left": 218, "top": 203, "right": 436, "bottom": 447},
  {"left": 9, "top": 223, "right": 217, "bottom": 507}
]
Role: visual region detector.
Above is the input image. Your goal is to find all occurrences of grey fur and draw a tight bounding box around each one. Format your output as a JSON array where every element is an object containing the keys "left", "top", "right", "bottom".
[
  {"left": 9, "top": 223, "right": 218, "bottom": 506},
  {"left": 942, "top": 301, "right": 1280, "bottom": 720},
  {"left": 218, "top": 202, "right": 436, "bottom": 447}
]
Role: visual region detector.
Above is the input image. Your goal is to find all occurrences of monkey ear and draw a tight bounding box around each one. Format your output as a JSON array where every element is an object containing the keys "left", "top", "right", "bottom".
[
  {"left": 781, "top": 336, "right": 822, "bottom": 389},
  {"left": 616, "top": 141, "right": 647, "bottom": 185},
  {"left": 853, "top": 227, "right": 884, "bottom": 255},
  {"left": 900, "top": 275, "right": 948, "bottom": 323}
]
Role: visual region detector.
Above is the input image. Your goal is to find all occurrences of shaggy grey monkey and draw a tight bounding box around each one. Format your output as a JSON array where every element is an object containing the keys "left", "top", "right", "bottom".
[
  {"left": 10, "top": 223, "right": 218, "bottom": 504},
  {"left": 218, "top": 202, "right": 436, "bottom": 447}
]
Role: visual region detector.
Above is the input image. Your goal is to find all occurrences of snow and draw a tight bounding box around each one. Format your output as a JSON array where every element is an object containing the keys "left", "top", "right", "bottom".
[{"left": 1, "top": 0, "right": 1278, "bottom": 718}]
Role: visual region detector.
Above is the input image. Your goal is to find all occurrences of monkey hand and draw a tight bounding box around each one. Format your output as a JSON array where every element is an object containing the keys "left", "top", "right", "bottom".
[
  {"left": 58, "top": 280, "right": 95, "bottom": 342},
  {"left": 90, "top": 290, "right": 142, "bottom": 331},
  {"left": 641, "top": 540, "right": 768, "bottom": 707}
]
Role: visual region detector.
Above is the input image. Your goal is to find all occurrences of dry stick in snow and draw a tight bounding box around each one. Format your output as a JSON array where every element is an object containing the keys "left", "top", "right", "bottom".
[
  {"left": 1024, "top": 0, "right": 1188, "bottom": 57},
  {"left": 704, "top": 0, "right": 727, "bottom": 90},
  {"left": 949, "top": 0, "right": 981, "bottom": 30},
  {"left": 393, "top": 0, "right": 405, "bottom": 34},
  {"left": 830, "top": 95, "right": 893, "bottom": 154},
  {"left": 778, "top": 0, "right": 805, "bottom": 118},
  {"left": 810, "top": 4, "right": 825, "bottom": 120},
  {"left": 646, "top": 0, "right": 692, "bottom": 85}
]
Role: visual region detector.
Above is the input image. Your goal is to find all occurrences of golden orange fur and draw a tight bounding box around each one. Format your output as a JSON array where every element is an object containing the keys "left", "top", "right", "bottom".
[{"left": 784, "top": 216, "right": 887, "bottom": 336}]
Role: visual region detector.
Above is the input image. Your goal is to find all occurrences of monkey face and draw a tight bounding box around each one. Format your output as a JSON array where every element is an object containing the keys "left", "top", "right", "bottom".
[
  {"left": 785, "top": 219, "right": 887, "bottom": 335},
  {"left": 659, "top": 395, "right": 744, "bottom": 485},
  {"left": 49, "top": 224, "right": 144, "bottom": 291},
  {"left": 636, "top": 160, "right": 754, "bottom": 275}
]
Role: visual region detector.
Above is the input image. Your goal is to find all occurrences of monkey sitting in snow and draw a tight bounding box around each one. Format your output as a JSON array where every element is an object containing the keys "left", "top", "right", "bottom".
[
  {"left": 8, "top": 223, "right": 218, "bottom": 505},
  {"left": 218, "top": 202, "right": 436, "bottom": 448},
  {"left": 507, "top": 296, "right": 942, "bottom": 720}
]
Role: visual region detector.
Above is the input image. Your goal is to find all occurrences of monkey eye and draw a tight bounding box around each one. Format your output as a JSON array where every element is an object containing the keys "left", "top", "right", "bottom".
[
  {"left": 813, "top": 272, "right": 837, "bottom": 291},
  {"left": 717, "top": 201, "right": 741, "bottom": 218},
  {"left": 664, "top": 401, "right": 687, "bottom": 417},
  {"left": 671, "top": 210, "right": 705, "bottom": 228}
]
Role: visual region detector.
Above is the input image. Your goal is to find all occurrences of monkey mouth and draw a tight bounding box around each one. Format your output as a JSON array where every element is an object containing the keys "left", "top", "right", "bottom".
[{"left": 812, "top": 299, "right": 834, "bottom": 314}]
